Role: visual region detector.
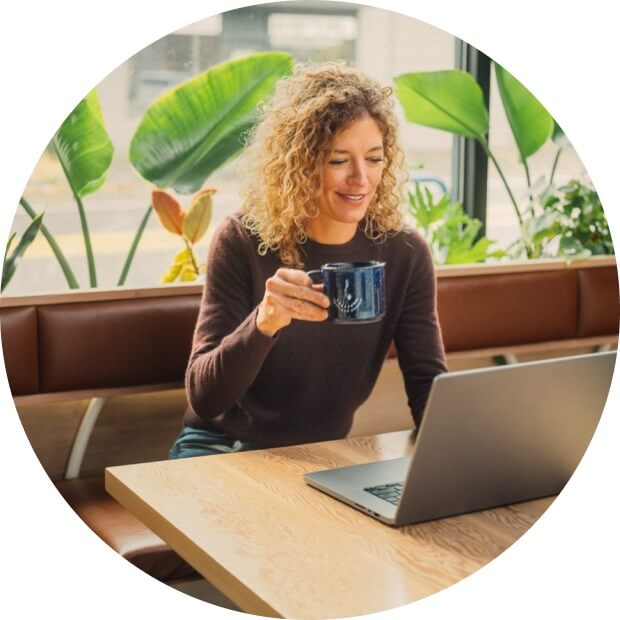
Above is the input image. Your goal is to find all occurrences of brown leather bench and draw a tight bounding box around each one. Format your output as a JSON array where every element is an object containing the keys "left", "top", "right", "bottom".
[
  {"left": 54, "top": 476, "right": 197, "bottom": 581},
  {"left": 1, "top": 258, "right": 618, "bottom": 582},
  {"left": 2, "top": 289, "right": 202, "bottom": 582}
]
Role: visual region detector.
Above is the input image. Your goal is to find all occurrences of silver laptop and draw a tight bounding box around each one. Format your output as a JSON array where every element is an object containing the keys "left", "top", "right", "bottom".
[{"left": 304, "top": 351, "right": 616, "bottom": 526}]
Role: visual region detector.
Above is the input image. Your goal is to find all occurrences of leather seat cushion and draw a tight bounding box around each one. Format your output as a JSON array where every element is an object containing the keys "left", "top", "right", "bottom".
[{"left": 55, "top": 477, "right": 197, "bottom": 582}]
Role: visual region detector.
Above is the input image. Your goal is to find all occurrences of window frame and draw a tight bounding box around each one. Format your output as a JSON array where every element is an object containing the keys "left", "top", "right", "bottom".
[{"left": 452, "top": 40, "right": 491, "bottom": 236}]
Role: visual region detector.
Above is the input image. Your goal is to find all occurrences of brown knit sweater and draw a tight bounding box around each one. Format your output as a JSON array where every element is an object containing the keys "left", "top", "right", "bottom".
[{"left": 183, "top": 212, "right": 447, "bottom": 447}]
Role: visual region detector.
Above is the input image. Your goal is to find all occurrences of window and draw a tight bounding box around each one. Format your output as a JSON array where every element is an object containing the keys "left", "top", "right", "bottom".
[
  {"left": 269, "top": 13, "right": 357, "bottom": 46},
  {"left": 485, "top": 69, "right": 589, "bottom": 250},
  {"left": 12, "top": 1, "right": 455, "bottom": 295}
]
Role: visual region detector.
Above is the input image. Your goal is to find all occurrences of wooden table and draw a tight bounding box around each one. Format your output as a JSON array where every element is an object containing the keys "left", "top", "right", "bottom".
[{"left": 105, "top": 431, "right": 554, "bottom": 619}]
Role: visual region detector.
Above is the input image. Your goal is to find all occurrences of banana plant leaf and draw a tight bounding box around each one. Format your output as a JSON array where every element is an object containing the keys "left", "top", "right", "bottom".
[
  {"left": 130, "top": 51, "right": 294, "bottom": 194},
  {"left": 2, "top": 213, "right": 44, "bottom": 291},
  {"left": 52, "top": 90, "right": 113, "bottom": 197},
  {"left": 551, "top": 122, "right": 570, "bottom": 148},
  {"left": 495, "top": 65, "right": 553, "bottom": 162},
  {"left": 394, "top": 70, "right": 489, "bottom": 140}
]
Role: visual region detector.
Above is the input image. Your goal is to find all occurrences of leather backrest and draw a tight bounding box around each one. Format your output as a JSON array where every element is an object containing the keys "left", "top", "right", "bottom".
[
  {"left": 37, "top": 296, "right": 200, "bottom": 393},
  {"left": 0, "top": 306, "right": 39, "bottom": 395},
  {"left": 1, "top": 264, "right": 617, "bottom": 396},
  {"left": 577, "top": 267, "right": 620, "bottom": 337},
  {"left": 437, "top": 270, "right": 579, "bottom": 352}
]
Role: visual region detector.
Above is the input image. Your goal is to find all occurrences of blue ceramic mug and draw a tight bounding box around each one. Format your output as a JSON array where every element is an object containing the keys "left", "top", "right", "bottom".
[{"left": 308, "top": 261, "right": 386, "bottom": 324}]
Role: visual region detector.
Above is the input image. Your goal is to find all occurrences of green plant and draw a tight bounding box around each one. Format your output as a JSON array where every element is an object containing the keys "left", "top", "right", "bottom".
[
  {"left": 393, "top": 66, "right": 612, "bottom": 260},
  {"left": 130, "top": 51, "right": 293, "bottom": 193},
  {"left": 18, "top": 90, "right": 153, "bottom": 289},
  {"left": 407, "top": 184, "right": 505, "bottom": 264},
  {"left": 128, "top": 51, "right": 294, "bottom": 283},
  {"left": 19, "top": 89, "right": 115, "bottom": 288},
  {"left": 515, "top": 179, "right": 614, "bottom": 260},
  {"left": 15, "top": 51, "right": 293, "bottom": 291},
  {"left": 2, "top": 213, "right": 44, "bottom": 292}
]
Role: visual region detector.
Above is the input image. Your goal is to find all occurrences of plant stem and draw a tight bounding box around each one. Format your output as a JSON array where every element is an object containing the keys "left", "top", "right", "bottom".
[
  {"left": 19, "top": 197, "right": 80, "bottom": 289},
  {"left": 3, "top": 233, "right": 15, "bottom": 265},
  {"left": 481, "top": 142, "right": 524, "bottom": 229},
  {"left": 549, "top": 147, "right": 563, "bottom": 186},
  {"left": 523, "top": 159, "right": 534, "bottom": 216},
  {"left": 53, "top": 142, "right": 98, "bottom": 287},
  {"left": 182, "top": 237, "right": 200, "bottom": 274},
  {"left": 117, "top": 204, "right": 153, "bottom": 286}
]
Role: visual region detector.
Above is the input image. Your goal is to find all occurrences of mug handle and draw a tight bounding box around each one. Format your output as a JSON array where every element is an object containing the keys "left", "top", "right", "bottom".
[{"left": 307, "top": 269, "right": 324, "bottom": 285}]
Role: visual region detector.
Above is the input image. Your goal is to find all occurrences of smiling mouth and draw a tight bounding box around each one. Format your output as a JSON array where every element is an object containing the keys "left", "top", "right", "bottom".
[{"left": 337, "top": 193, "right": 366, "bottom": 203}]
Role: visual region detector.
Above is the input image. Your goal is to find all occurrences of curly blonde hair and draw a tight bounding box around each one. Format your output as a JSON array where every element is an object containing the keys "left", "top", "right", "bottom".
[{"left": 240, "top": 61, "right": 406, "bottom": 268}]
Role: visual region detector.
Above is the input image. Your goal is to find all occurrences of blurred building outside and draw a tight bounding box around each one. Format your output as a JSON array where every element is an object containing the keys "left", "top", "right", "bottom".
[{"left": 8, "top": 1, "right": 588, "bottom": 296}]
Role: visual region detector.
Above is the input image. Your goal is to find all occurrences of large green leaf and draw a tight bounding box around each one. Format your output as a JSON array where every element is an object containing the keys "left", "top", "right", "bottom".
[
  {"left": 53, "top": 90, "right": 113, "bottom": 197},
  {"left": 551, "top": 121, "right": 570, "bottom": 148},
  {"left": 130, "top": 51, "right": 294, "bottom": 194},
  {"left": 495, "top": 65, "right": 553, "bottom": 162},
  {"left": 394, "top": 70, "right": 489, "bottom": 140}
]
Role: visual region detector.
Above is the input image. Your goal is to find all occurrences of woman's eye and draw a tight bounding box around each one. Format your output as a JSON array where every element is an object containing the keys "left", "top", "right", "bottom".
[
  {"left": 329, "top": 159, "right": 347, "bottom": 165},
  {"left": 368, "top": 157, "right": 385, "bottom": 164}
]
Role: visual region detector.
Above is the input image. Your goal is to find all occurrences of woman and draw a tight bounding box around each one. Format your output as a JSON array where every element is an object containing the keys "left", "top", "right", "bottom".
[{"left": 169, "top": 62, "right": 447, "bottom": 459}]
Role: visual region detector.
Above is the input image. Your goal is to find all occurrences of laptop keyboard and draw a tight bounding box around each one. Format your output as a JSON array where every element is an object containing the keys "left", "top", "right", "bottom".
[{"left": 364, "top": 481, "right": 404, "bottom": 505}]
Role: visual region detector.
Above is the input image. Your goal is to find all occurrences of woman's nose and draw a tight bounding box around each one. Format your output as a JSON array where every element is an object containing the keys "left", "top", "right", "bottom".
[{"left": 348, "top": 161, "right": 367, "bottom": 184}]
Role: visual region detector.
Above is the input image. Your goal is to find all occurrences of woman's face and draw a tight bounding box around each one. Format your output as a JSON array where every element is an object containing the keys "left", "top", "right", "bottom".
[{"left": 314, "top": 114, "right": 385, "bottom": 235}]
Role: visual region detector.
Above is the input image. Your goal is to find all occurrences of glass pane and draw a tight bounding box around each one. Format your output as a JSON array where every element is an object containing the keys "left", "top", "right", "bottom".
[
  {"left": 486, "top": 69, "right": 590, "bottom": 252},
  {"left": 11, "top": 1, "right": 454, "bottom": 296},
  {"left": 268, "top": 14, "right": 358, "bottom": 47}
]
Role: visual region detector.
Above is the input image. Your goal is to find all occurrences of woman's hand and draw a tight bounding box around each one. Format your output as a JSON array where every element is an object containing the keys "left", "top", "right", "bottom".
[{"left": 256, "top": 268, "right": 330, "bottom": 337}]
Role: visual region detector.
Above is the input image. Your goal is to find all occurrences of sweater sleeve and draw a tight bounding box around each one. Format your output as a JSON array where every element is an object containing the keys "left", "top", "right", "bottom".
[
  {"left": 393, "top": 233, "right": 447, "bottom": 428},
  {"left": 185, "top": 216, "right": 277, "bottom": 422}
]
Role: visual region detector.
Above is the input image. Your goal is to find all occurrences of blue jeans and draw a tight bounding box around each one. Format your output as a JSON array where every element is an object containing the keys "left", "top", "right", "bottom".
[{"left": 169, "top": 426, "right": 252, "bottom": 459}]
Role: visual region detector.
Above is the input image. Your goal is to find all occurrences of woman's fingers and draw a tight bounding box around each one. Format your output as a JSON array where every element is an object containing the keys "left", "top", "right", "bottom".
[
  {"left": 266, "top": 290, "right": 328, "bottom": 322},
  {"left": 257, "top": 268, "right": 330, "bottom": 336},
  {"left": 267, "top": 269, "right": 330, "bottom": 308},
  {"left": 275, "top": 268, "right": 313, "bottom": 286}
]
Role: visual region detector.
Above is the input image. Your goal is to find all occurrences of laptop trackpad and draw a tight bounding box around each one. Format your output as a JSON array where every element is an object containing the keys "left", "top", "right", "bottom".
[{"left": 304, "top": 457, "right": 411, "bottom": 519}]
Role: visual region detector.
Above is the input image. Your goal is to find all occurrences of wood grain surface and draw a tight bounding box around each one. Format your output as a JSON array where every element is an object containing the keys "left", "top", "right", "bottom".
[{"left": 106, "top": 431, "right": 554, "bottom": 619}]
